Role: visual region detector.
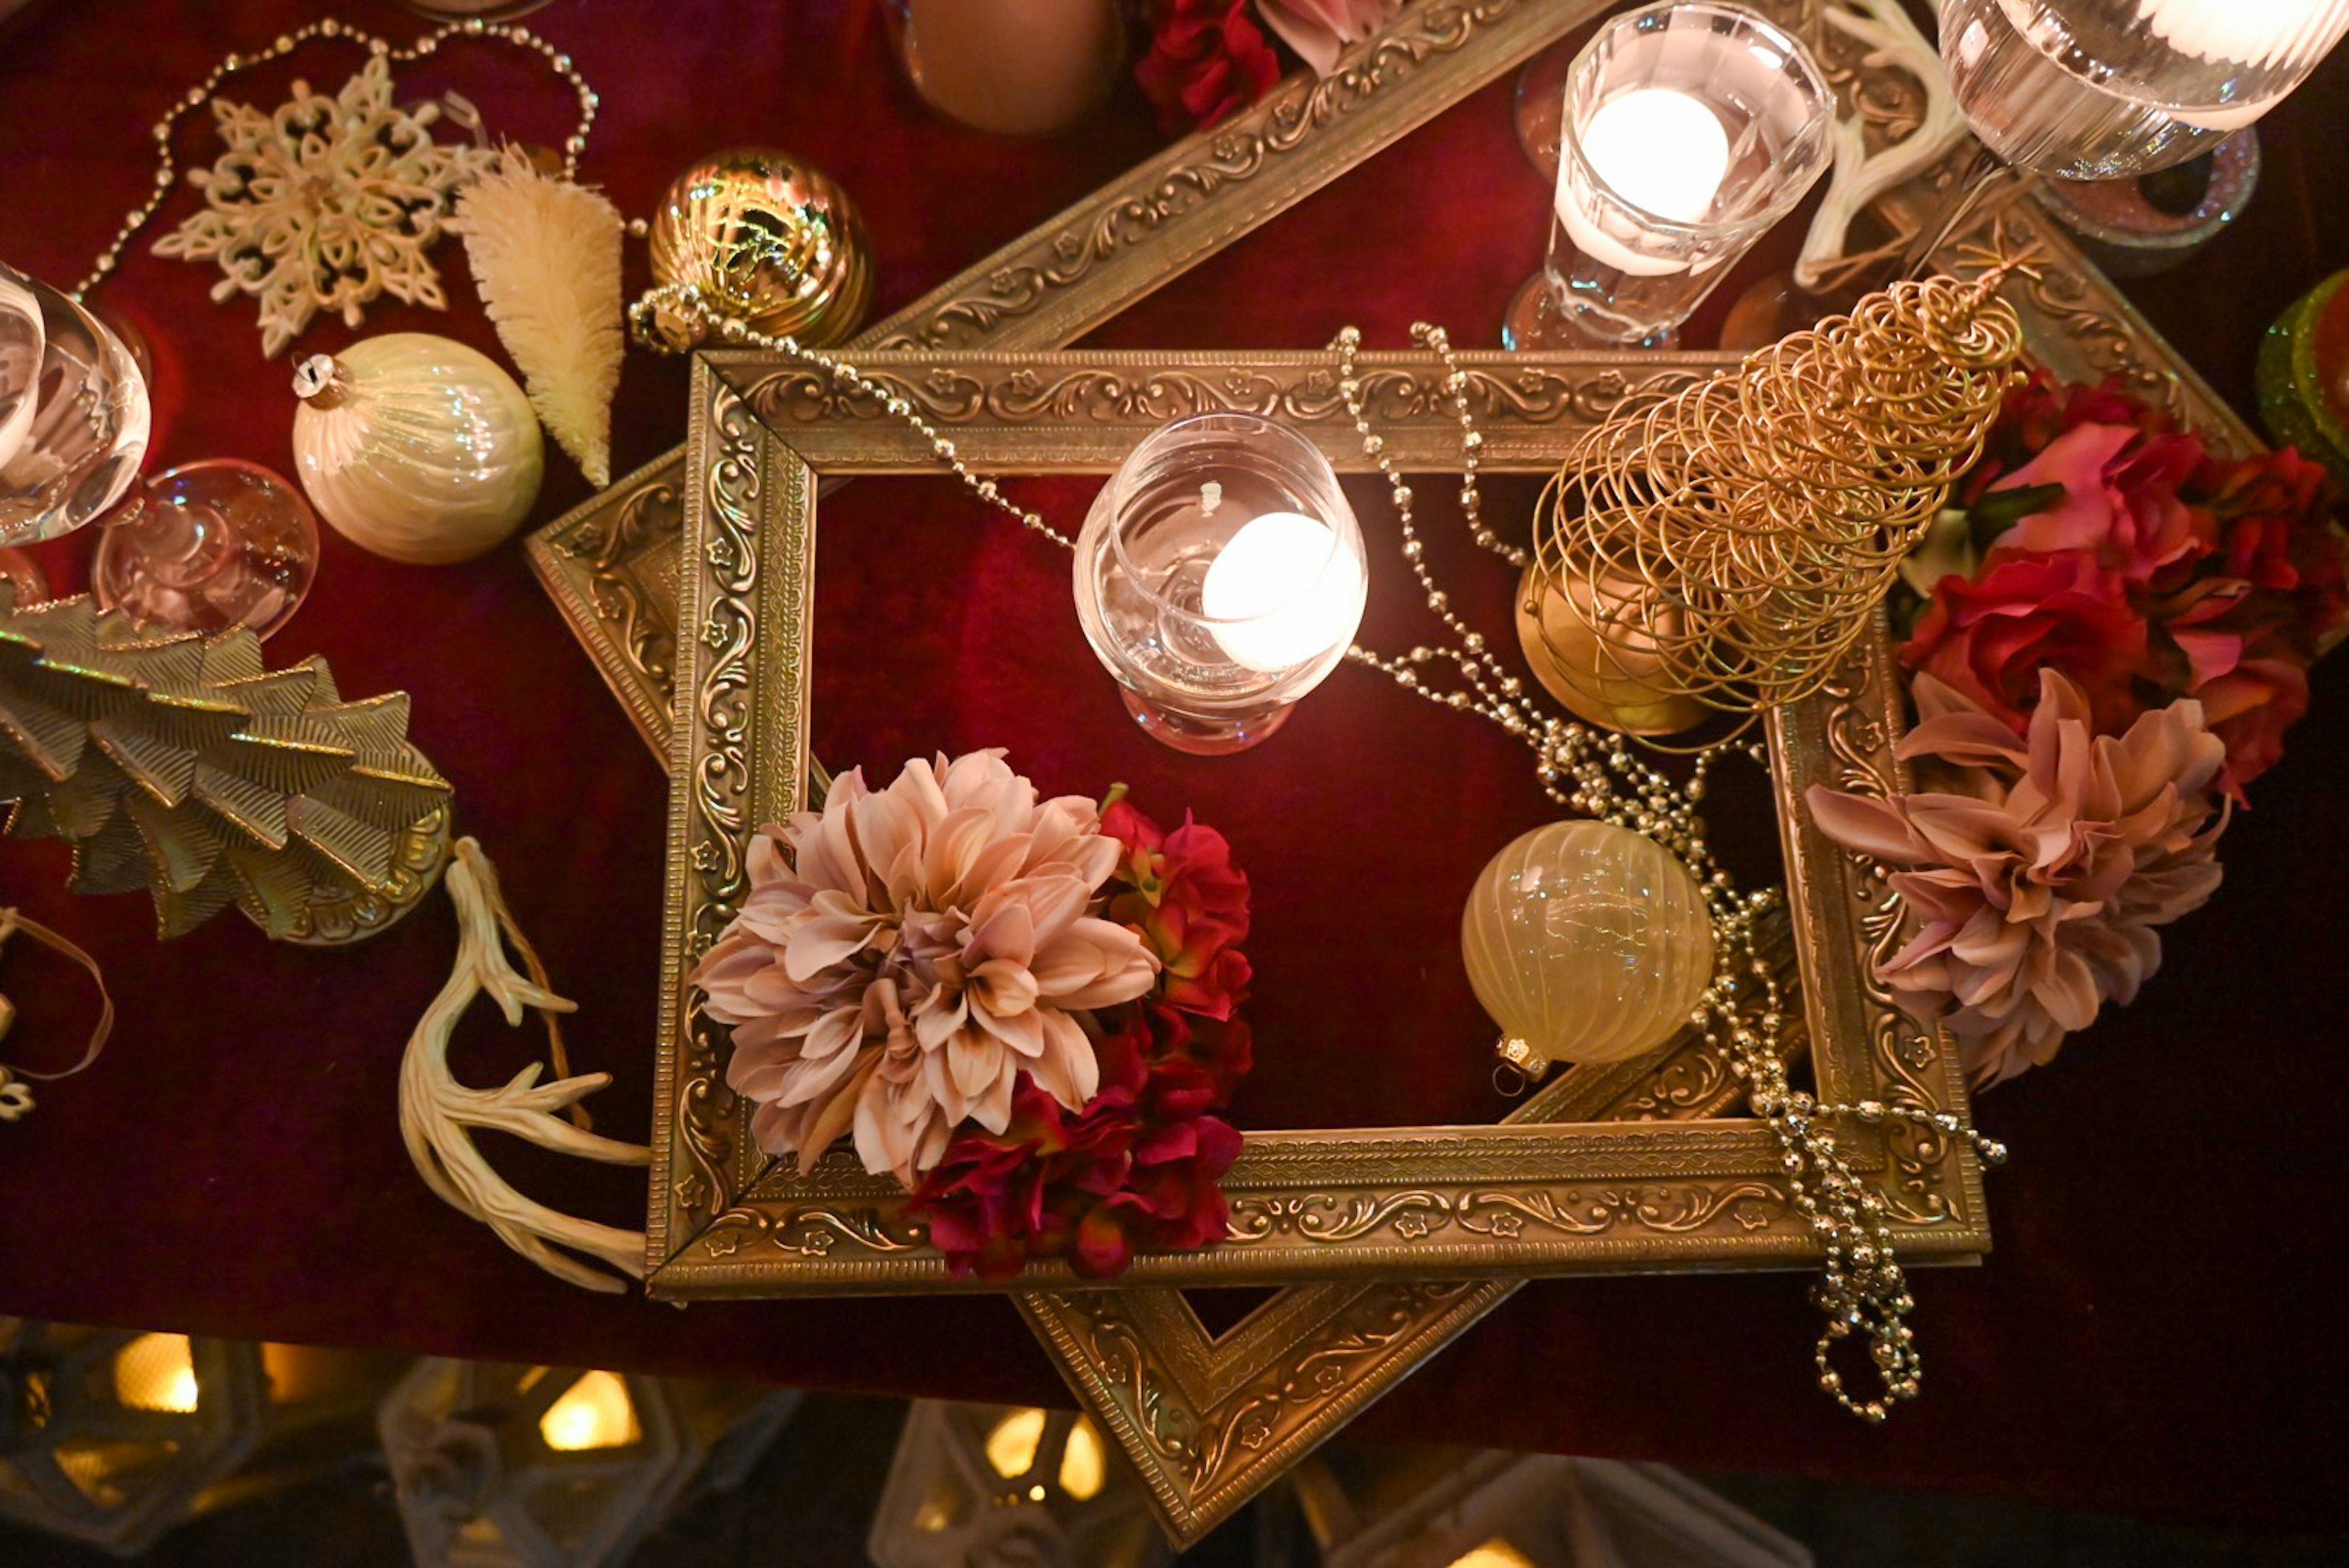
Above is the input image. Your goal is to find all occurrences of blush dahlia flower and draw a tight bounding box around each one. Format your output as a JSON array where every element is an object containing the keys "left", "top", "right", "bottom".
[
  {"left": 1806, "top": 668, "right": 2227, "bottom": 1087},
  {"left": 691, "top": 751, "right": 1158, "bottom": 1186}
]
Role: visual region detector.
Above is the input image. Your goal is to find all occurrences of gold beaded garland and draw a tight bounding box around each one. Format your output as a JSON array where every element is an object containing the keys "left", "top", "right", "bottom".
[{"left": 624, "top": 283, "right": 2009, "bottom": 1424}]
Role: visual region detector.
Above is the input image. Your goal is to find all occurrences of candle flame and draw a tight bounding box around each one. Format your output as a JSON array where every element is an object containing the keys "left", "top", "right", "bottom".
[
  {"left": 538, "top": 1370, "right": 639, "bottom": 1452},
  {"left": 113, "top": 1333, "right": 199, "bottom": 1414}
]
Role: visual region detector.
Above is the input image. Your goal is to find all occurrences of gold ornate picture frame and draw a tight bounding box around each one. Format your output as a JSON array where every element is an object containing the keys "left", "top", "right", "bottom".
[
  {"left": 650, "top": 342, "right": 1988, "bottom": 1299},
  {"left": 519, "top": 0, "right": 2259, "bottom": 1540}
]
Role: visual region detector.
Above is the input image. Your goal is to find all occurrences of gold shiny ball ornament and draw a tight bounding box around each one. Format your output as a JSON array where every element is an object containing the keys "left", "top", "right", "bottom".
[
  {"left": 646, "top": 147, "right": 875, "bottom": 351},
  {"left": 1513, "top": 559, "right": 1709, "bottom": 738},
  {"left": 1460, "top": 820, "right": 1715, "bottom": 1074}
]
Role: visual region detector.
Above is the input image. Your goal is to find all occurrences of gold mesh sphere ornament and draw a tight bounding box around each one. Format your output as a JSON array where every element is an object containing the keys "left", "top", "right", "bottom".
[
  {"left": 645, "top": 147, "right": 874, "bottom": 350},
  {"left": 1527, "top": 271, "right": 2026, "bottom": 720},
  {"left": 1460, "top": 820, "right": 1716, "bottom": 1077}
]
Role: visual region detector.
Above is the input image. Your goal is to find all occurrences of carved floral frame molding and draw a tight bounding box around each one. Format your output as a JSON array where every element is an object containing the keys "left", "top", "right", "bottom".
[{"left": 648, "top": 344, "right": 1993, "bottom": 1544}]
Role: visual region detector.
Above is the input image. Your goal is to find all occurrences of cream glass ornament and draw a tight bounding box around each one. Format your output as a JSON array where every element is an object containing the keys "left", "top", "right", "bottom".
[
  {"left": 1460, "top": 820, "right": 1714, "bottom": 1077},
  {"left": 290, "top": 333, "right": 544, "bottom": 565}
]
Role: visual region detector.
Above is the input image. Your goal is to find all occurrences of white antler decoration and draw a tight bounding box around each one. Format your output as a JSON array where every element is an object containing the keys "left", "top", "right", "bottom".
[
  {"left": 399, "top": 837, "right": 649, "bottom": 1293},
  {"left": 1795, "top": 0, "right": 1970, "bottom": 291}
]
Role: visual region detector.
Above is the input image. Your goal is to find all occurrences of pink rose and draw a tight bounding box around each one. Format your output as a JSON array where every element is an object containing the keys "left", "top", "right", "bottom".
[
  {"left": 1136, "top": 0, "right": 1283, "bottom": 134},
  {"left": 1992, "top": 422, "right": 2208, "bottom": 588},
  {"left": 1902, "top": 549, "right": 2151, "bottom": 736},
  {"left": 1958, "top": 371, "right": 2177, "bottom": 503}
]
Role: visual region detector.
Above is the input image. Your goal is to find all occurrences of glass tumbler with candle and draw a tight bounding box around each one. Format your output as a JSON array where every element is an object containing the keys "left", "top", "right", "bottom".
[
  {"left": 1075, "top": 413, "right": 1368, "bottom": 755},
  {"left": 1505, "top": 1, "right": 1831, "bottom": 351}
]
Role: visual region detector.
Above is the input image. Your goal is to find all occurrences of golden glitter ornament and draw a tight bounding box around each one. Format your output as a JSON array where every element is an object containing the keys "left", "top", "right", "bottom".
[
  {"left": 1526, "top": 270, "right": 2027, "bottom": 720},
  {"left": 644, "top": 147, "right": 874, "bottom": 351}
]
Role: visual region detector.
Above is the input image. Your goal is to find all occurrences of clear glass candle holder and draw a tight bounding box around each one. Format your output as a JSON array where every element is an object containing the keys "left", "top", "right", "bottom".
[
  {"left": 1506, "top": 1, "right": 1832, "bottom": 351},
  {"left": 1074, "top": 413, "right": 1368, "bottom": 755},
  {"left": 1940, "top": 0, "right": 2349, "bottom": 181}
]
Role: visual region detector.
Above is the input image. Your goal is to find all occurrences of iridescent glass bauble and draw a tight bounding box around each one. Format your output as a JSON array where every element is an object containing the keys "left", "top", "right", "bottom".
[
  {"left": 91, "top": 459, "right": 320, "bottom": 639},
  {"left": 1460, "top": 820, "right": 1715, "bottom": 1069}
]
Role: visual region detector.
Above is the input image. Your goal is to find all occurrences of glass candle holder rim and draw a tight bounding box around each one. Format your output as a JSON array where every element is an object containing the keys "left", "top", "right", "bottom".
[
  {"left": 1562, "top": 0, "right": 1835, "bottom": 241},
  {"left": 1099, "top": 409, "right": 1362, "bottom": 631}
]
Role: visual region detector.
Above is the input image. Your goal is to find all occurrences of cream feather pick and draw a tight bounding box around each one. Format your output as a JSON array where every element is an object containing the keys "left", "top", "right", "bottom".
[{"left": 450, "top": 146, "right": 625, "bottom": 487}]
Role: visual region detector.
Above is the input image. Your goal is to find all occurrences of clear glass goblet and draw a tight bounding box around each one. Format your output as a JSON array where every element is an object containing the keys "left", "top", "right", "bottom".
[
  {"left": 1074, "top": 412, "right": 1368, "bottom": 755},
  {"left": 1504, "top": 2, "right": 1834, "bottom": 351},
  {"left": 0, "top": 260, "right": 150, "bottom": 548},
  {"left": 1, "top": 260, "right": 321, "bottom": 640},
  {"left": 91, "top": 459, "right": 321, "bottom": 641},
  {"left": 1908, "top": 0, "right": 2349, "bottom": 269}
]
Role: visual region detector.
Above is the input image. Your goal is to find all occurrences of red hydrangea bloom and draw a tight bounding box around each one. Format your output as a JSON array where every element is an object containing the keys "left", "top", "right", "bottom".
[
  {"left": 1102, "top": 801, "right": 1253, "bottom": 1021},
  {"left": 2197, "top": 444, "right": 2347, "bottom": 639},
  {"left": 907, "top": 795, "right": 1253, "bottom": 1281},
  {"left": 908, "top": 1007, "right": 1244, "bottom": 1280},
  {"left": 2170, "top": 446, "right": 2344, "bottom": 792},
  {"left": 1136, "top": 0, "right": 1283, "bottom": 135}
]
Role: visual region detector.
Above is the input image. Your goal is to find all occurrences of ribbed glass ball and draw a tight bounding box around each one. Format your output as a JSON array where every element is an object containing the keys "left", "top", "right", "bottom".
[{"left": 1460, "top": 820, "right": 1715, "bottom": 1068}]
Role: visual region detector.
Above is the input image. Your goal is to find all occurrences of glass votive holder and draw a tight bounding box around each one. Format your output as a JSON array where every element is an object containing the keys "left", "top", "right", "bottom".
[
  {"left": 1505, "top": 1, "right": 1833, "bottom": 351},
  {"left": 1074, "top": 413, "right": 1368, "bottom": 755}
]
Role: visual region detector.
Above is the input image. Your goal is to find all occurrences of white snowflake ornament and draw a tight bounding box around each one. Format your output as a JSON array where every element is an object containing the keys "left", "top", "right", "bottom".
[{"left": 154, "top": 56, "right": 494, "bottom": 357}]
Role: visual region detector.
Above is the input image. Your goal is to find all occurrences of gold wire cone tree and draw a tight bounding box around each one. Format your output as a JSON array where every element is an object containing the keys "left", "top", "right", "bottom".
[
  {"left": 1526, "top": 268, "right": 2028, "bottom": 725},
  {"left": 0, "top": 589, "right": 451, "bottom": 943}
]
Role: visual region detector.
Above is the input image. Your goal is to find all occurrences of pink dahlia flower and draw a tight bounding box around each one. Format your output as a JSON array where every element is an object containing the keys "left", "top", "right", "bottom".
[
  {"left": 1258, "top": 0, "right": 1400, "bottom": 75},
  {"left": 1806, "top": 668, "right": 2227, "bottom": 1087},
  {"left": 691, "top": 751, "right": 1159, "bottom": 1186}
]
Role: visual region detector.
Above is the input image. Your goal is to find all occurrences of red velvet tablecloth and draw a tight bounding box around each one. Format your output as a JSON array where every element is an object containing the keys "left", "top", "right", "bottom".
[{"left": 2, "top": 0, "right": 2343, "bottom": 1534}]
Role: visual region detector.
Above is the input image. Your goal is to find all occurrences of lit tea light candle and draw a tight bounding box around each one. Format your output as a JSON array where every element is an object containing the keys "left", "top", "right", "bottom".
[
  {"left": 1558, "top": 86, "right": 1731, "bottom": 277},
  {"left": 2138, "top": 0, "right": 2306, "bottom": 70},
  {"left": 1201, "top": 508, "right": 1369, "bottom": 673},
  {"left": 1586, "top": 87, "right": 1731, "bottom": 222}
]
